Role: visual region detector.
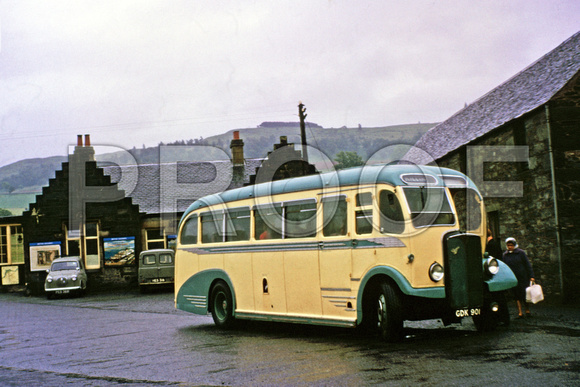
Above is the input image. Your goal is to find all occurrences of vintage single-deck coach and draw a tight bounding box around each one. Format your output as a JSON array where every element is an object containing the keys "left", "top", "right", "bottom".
[{"left": 174, "top": 164, "right": 517, "bottom": 341}]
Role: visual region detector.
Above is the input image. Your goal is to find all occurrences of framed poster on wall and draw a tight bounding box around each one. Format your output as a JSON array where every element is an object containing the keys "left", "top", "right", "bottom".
[
  {"left": 1, "top": 266, "right": 20, "bottom": 285},
  {"left": 104, "top": 237, "right": 135, "bottom": 266},
  {"left": 29, "top": 242, "right": 61, "bottom": 271}
]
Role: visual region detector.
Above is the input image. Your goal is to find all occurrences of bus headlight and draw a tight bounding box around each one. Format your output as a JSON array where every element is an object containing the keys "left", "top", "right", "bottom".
[
  {"left": 429, "top": 262, "right": 444, "bottom": 282},
  {"left": 485, "top": 257, "right": 499, "bottom": 276}
]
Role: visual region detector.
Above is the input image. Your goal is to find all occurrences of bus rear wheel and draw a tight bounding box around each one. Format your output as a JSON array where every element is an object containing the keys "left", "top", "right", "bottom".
[
  {"left": 210, "top": 281, "right": 235, "bottom": 329},
  {"left": 374, "top": 282, "right": 404, "bottom": 342}
]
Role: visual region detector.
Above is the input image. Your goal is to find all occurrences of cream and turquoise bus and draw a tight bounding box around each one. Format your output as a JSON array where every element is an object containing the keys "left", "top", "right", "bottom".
[{"left": 175, "top": 164, "right": 516, "bottom": 341}]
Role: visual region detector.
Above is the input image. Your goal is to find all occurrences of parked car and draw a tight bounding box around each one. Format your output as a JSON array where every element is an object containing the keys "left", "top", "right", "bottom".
[
  {"left": 45, "top": 256, "right": 88, "bottom": 299},
  {"left": 138, "top": 249, "right": 175, "bottom": 292}
]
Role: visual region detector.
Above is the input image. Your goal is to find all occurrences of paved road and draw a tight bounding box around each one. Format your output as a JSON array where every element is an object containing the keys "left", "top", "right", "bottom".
[{"left": 0, "top": 290, "right": 578, "bottom": 386}]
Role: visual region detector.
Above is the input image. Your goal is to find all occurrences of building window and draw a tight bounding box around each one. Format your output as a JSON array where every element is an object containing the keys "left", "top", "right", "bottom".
[
  {"left": 10, "top": 226, "right": 24, "bottom": 264},
  {"left": 0, "top": 225, "right": 24, "bottom": 265},
  {"left": 146, "top": 228, "right": 166, "bottom": 250},
  {"left": 64, "top": 222, "right": 101, "bottom": 270},
  {"left": 85, "top": 222, "right": 100, "bottom": 269},
  {"left": 0, "top": 226, "right": 8, "bottom": 264}
]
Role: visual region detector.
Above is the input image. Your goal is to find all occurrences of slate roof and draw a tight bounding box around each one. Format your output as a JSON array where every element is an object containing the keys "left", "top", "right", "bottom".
[
  {"left": 102, "top": 159, "right": 262, "bottom": 214},
  {"left": 404, "top": 31, "right": 580, "bottom": 165}
]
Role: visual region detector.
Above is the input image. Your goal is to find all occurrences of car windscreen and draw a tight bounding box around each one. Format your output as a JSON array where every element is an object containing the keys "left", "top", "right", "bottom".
[{"left": 51, "top": 261, "right": 79, "bottom": 271}]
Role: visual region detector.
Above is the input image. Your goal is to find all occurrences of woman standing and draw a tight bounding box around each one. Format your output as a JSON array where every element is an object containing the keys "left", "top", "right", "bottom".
[
  {"left": 502, "top": 237, "right": 535, "bottom": 318},
  {"left": 486, "top": 228, "right": 503, "bottom": 260}
]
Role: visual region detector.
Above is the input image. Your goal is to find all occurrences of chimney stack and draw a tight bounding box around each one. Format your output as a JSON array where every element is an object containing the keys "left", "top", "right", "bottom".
[
  {"left": 230, "top": 131, "right": 244, "bottom": 167},
  {"left": 72, "top": 134, "right": 95, "bottom": 161}
]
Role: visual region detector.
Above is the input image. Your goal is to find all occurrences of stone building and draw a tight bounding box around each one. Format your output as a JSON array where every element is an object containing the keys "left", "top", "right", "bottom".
[
  {"left": 22, "top": 136, "right": 143, "bottom": 294},
  {"left": 404, "top": 32, "right": 580, "bottom": 302},
  {"left": 1, "top": 131, "right": 314, "bottom": 293}
]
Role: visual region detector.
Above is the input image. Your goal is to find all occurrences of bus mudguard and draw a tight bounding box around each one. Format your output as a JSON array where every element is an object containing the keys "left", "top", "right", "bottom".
[
  {"left": 356, "top": 266, "right": 445, "bottom": 323},
  {"left": 176, "top": 269, "right": 236, "bottom": 316},
  {"left": 486, "top": 259, "right": 518, "bottom": 292}
]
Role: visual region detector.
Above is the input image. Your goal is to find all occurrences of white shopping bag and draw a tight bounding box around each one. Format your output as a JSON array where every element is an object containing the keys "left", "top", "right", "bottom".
[{"left": 525, "top": 282, "right": 544, "bottom": 304}]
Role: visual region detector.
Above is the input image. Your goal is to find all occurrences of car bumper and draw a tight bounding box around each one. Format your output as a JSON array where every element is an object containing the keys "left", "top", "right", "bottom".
[{"left": 45, "top": 285, "right": 82, "bottom": 292}]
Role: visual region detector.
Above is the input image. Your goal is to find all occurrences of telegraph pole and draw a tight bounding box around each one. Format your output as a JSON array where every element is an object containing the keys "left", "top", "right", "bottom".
[{"left": 298, "top": 102, "right": 308, "bottom": 163}]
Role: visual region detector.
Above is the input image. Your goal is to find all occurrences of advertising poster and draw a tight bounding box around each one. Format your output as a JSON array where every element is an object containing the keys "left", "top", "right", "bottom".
[
  {"left": 29, "top": 242, "right": 61, "bottom": 271},
  {"left": 104, "top": 237, "right": 135, "bottom": 266}
]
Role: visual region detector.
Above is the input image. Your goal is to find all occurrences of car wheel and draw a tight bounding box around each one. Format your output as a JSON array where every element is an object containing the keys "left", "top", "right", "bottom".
[
  {"left": 78, "top": 282, "right": 87, "bottom": 297},
  {"left": 210, "top": 281, "right": 235, "bottom": 329}
]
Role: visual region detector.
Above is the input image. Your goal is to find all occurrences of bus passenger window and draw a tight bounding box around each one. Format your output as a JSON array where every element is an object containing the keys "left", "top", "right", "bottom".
[
  {"left": 180, "top": 216, "right": 198, "bottom": 245},
  {"left": 226, "top": 208, "right": 250, "bottom": 242},
  {"left": 201, "top": 212, "right": 224, "bottom": 243},
  {"left": 379, "top": 191, "right": 405, "bottom": 234},
  {"left": 285, "top": 201, "right": 317, "bottom": 239},
  {"left": 254, "top": 205, "right": 282, "bottom": 240},
  {"left": 355, "top": 193, "right": 373, "bottom": 234},
  {"left": 356, "top": 192, "right": 372, "bottom": 207},
  {"left": 356, "top": 210, "right": 373, "bottom": 234},
  {"left": 323, "top": 197, "right": 347, "bottom": 237}
]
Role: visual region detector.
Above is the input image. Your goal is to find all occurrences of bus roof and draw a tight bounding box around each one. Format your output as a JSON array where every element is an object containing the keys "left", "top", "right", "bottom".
[{"left": 181, "top": 164, "right": 477, "bottom": 218}]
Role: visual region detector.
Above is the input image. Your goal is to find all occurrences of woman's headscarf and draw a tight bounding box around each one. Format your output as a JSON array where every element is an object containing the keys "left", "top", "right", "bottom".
[{"left": 505, "top": 237, "right": 518, "bottom": 249}]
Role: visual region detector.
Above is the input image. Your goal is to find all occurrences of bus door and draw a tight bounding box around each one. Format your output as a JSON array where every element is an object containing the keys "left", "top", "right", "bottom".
[
  {"left": 283, "top": 199, "right": 322, "bottom": 316},
  {"left": 252, "top": 203, "right": 287, "bottom": 314},
  {"left": 319, "top": 195, "right": 353, "bottom": 318}
]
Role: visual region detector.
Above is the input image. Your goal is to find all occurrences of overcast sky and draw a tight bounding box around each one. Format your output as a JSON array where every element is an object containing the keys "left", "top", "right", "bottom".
[{"left": 0, "top": 1, "right": 578, "bottom": 167}]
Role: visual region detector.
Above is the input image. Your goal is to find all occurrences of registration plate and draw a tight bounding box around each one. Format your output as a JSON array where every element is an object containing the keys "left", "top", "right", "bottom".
[
  {"left": 151, "top": 278, "right": 166, "bottom": 283},
  {"left": 455, "top": 308, "right": 481, "bottom": 317},
  {"left": 55, "top": 290, "right": 70, "bottom": 294}
]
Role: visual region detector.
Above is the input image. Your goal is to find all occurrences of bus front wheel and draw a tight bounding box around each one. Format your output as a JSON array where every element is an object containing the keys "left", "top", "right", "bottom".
[
  {"left": 375, "top": 282, "right": 404, "bottom": 342},
  {"left": 210, "top": 281, "right": 235, "bottom": 329}
]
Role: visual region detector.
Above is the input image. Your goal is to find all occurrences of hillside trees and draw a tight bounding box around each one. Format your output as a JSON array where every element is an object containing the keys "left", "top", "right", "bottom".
[{"left": 334, "top": 151, "right": 364, "bottom": 170}]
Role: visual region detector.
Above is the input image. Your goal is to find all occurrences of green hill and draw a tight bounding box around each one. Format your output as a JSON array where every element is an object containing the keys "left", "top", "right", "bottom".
[
  {"left": 205, "top": 123, "right": 435, "bottom": 161},
  {"left": 0, "top": 123, "right": 435, "bottom": 195}
]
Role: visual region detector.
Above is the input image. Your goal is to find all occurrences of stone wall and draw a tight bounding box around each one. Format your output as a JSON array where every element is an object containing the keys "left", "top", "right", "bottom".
[
  {"left": 437, "top": 108, "right": 562, "bottom": 300},
  {"left": 550, "top": 97, "right": 580, "bottom": 303}
]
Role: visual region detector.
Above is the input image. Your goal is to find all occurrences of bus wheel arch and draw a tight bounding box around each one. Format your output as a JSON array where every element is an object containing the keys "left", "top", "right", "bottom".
[{"left": 209, "top": 280, "right": 236, "bottom": 329}]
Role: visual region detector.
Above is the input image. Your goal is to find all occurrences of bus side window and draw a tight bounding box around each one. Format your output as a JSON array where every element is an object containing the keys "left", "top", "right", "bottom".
[
  {"left": 226, "top": 208, "right": 251, "bottom": 242},
  {"left": 201, "top": 212, "right": 224, "bottom": 243},
  {"left": 379, "top": 190, "right": 405, "bottom": 234},
  {"left": 254, "top": 204, "right": 282, "bottom": 240},
  {"left": 355, "top": 193, "right": 373, "bottom": 235},
  {"left": 180, "top": 215, "right": 198, "bottom": 245},
  {"left": 285, "top": 201, "right": 317, "bottom": 239},
  {"left": 323, "top": 197, "right": 347, "bottom": 237}
]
